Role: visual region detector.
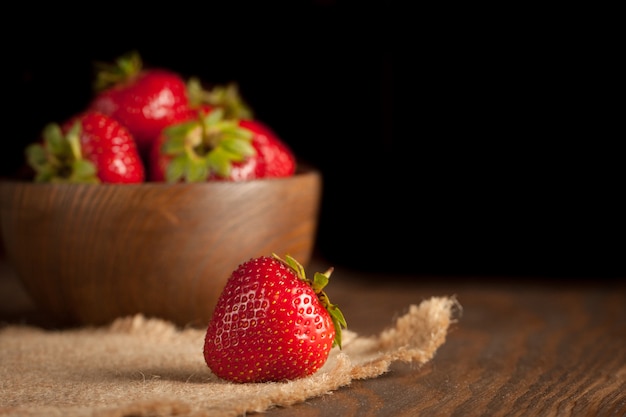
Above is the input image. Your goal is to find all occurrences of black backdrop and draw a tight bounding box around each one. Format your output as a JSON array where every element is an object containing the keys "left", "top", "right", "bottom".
[{"left": 3, "top": 2, "right": 622, "bottom": 278}]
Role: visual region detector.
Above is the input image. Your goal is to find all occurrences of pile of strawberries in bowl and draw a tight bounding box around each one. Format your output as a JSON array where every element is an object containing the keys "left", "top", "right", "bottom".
[
  {"left": 24, "top": 50, "right": 297, "bottom": 185},
  {"left": 0, "top": 51, "right": 321, "bottom": 328}
]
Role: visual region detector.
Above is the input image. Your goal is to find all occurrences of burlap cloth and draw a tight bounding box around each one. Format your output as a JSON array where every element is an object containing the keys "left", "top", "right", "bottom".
[{"left": 0, "top": 296, "right": 459, "bottom": 417}]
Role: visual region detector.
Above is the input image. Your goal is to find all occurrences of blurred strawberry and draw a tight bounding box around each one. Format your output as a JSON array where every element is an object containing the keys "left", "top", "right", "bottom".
[
  {"left": 148, "top": 107, "right": 256, "bottom": 182},
  {"left": 150, "top": 78, "right": 296, "bottom": 182},
  {"left": 239, "top": 118, "right": 297, "bottom": 178},
  {"left": 149, "top": 105, "right": 296, "bottom": 182},
  {"left": 88, "top": 51, "right": 190, "bottom": 158},
  {"left": 188, "top": 79, "right": 296, "bottom": 176},
  {"left": 25, "top": 111, "right": 145, "bottom": 183}
]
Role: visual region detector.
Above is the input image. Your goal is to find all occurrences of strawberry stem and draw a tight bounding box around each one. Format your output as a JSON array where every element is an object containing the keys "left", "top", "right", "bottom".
[
  {"left": 65, "top": 121, "right": 84, "bottom": 161},
  {"left": 187, "top": 77, "right": 254, "bottom": 120},
  {"left": 161, "top": 108, "right": 255, "bottom": 183},
  {"left": 25, "top": 121, "right": 99, "bottom": 184},
  {"left": 93, "top": 50, "right": 143, "bottom": 92}
]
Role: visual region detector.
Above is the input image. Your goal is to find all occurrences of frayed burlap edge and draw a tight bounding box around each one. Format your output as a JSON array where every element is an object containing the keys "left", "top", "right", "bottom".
[{"left": 0, "top": 296, "right": 460, "bottom": 417}]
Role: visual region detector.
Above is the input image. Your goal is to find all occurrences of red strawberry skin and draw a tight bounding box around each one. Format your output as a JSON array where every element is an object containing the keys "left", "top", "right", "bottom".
[
  {"left": 63, "top": 111, "right": 145, "bottom": 183},
  {"left": 238, "top": 119, "right": 296, "bottom": 179},
  {"left": 148, "top": 129, "right": 173, "bottom": 182},
  {"left": 89, "top": 69, "right": 190, "bottom": 157},
  {"left": 203, "top": 256, "right": 336, "bottom": 383}
]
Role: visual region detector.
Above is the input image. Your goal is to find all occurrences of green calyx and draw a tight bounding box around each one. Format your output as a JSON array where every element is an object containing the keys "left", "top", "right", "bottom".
[
  {"left": 187, "top": 77, "right": 254, "bottom": 120},
  {"left": 93, "top": 50, "right": 143, "bottom": 92},
  {"left": 161, "top": 108, "right": 255, "bottom": 182},
  {"left": 272, "top": 253, "right": 348, "bottom": 349},
  {"left": 25, "top": 122, "right": 99, "bottom": 184}
]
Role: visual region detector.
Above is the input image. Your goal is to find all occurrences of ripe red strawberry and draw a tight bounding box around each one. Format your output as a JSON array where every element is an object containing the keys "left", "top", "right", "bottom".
[
  {"left": 148, "top": 107, "right": 256, "bottom": 182},
  {"left": 148, "top": 106, "right": 296, "bottom": 182},
  {"left": 239, "top": 119, "right": 297, "bottom": 178},
  {"left": 187, "top": 78, "right": 296, "bottom": 178},
  {"left": 203, "top": 254, "right": 347, "bottom": 383},
  {"left": 25, "top": 111, "right": 145, "bottom": 183},
  {"left": 88, "top": 51, "right": 190, "bottom": 158}
]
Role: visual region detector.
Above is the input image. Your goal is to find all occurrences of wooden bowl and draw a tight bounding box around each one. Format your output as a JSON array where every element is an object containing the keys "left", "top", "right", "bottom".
[{"left": 0, "top": 166, "right": 321, "bottom": 327}]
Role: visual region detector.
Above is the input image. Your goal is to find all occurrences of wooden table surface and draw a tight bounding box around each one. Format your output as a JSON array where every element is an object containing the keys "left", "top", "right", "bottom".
[{"left": 1, "top": 254, "right": 624, "bottom": 417}]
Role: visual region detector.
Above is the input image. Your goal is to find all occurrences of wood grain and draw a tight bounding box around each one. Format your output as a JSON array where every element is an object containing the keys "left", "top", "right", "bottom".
[
  {"left": 1, "top": 255, "right": 624, "bottom": 416},
  {"left": 268, "top": 268, "right": 626, "bottom": 417},
  {"left": 0, "top": 167, "right": 321, "bottom": 327}
]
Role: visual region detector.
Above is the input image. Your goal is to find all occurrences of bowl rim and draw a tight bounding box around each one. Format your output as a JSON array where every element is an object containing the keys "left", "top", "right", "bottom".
[{"left": 0, "top": 163, "right": 320, "bottom": 189}]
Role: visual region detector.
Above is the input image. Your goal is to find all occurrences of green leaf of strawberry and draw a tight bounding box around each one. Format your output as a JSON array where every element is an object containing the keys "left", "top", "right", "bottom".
[
  {"left": 26, "top": 120, "right": 99, "bottom": 184},
  {"left": 187, "top": 77, "right": 253, "bottom": 120},
  {"left": 203, "top": 254, "right": 347, "bottom": 383},
  {"left": 24, "top": 111, "right": 145, "bottom": 184},
  {"left": 92, "top": 50, "right": 143, "bottom": 92},
  {"left": 152, "top": 108, "right": 256, "bottom": 183}
]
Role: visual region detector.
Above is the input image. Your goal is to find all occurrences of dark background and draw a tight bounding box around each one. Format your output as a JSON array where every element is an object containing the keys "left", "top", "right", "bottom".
[{"left": 3, "top": 2, "right": 622, "bottom": 278}]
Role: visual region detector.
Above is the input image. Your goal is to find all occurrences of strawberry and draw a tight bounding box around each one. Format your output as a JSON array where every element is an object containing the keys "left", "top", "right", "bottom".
[
  {"left": 148, "top": 107, "right": 296, "bottom": 182},
  {"left": 25, "top": 111, "right": 145, "bottom": 183},
  {"left": 88, "top": 51, "right": 190, "bottom": 158},
  {"left": 190, "top": 79, "right": 296, "bottom": 178},
  {"left": 239, "top": 119, "right": 297, "bottom": 178},
  {"left": 203, "top": 254, "right": 347, "bottom": 383},
  {"left": 148, "top": 81, "right": 296, "bottom": 182},
  {"left": 148, "top": 107, "right": 257, "bottom": 182}
]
